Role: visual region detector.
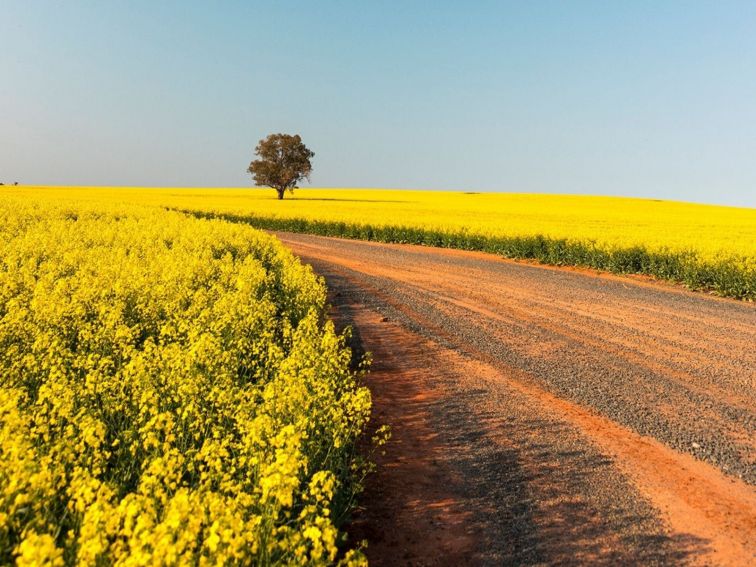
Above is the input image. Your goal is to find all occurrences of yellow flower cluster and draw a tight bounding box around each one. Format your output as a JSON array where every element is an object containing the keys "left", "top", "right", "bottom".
[
  {"left": 155, "top": 187, "right": 754, "bottom": 299},
  {"left": 169, "top": 188, "right": 756, "bottom": 262},
  {"left": 10, "top": 187, "right": 755, "bottom": 261},
  {"left": 0, "top": 197, "right": 370, "bottom": 565},
  {"left": 7, "top": 186, "right": 755, "bottom": 297}
]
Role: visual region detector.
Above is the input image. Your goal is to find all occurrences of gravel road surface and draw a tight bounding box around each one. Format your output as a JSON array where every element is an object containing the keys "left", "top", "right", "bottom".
[{"left": 275, "top": 232, "right": 756, "bottom": 566}]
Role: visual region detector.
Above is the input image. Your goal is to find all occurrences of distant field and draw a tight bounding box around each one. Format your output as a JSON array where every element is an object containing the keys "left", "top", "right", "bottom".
[{"left": 6, "top": 186, "right": 756, "bottom": 299}]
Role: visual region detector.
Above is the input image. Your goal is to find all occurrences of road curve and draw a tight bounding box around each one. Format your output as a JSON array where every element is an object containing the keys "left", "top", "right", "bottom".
[{"left": 275, "top": 232, "right": 756, "bottom": 566}]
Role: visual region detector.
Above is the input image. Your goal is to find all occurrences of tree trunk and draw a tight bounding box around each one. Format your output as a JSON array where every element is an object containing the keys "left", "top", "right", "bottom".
[{"left": 277, "top": 188, "right": 285, "bottom": 200}]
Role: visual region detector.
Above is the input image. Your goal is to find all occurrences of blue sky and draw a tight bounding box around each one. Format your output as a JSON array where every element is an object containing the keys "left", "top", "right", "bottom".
[{"left": 2, "top": 1, "right": 755, "bottom": 206}]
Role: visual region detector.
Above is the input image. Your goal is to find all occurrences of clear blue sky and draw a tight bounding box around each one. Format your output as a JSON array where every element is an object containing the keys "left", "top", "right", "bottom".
[{"left": 2, "top": 1, "right": 756, "bottom": 207}]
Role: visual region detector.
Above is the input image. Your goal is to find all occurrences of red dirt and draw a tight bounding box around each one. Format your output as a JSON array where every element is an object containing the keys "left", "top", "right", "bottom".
[
  {"left": 278, "top": 232, "right": 756, "bottom": 566},
  {"left": 342, "top": 307, "right": 480, "bottom": 566}
]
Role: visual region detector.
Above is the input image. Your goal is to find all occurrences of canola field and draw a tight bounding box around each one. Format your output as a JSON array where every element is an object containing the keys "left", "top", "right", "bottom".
[
  {"left": 4, "top": 187, "right": 756, "bottom": 300},
  {"left": 13, "top": 186, "right": 752, "bottom": 299},
  {"left": 174, "top": 189, "right": 755, "bottom": 300},
  {"left": 0, "top": 186, "right": 753, "bottom": 562},
  {"left": 0, "top": 193, "right": 371, "bottom": 565}
]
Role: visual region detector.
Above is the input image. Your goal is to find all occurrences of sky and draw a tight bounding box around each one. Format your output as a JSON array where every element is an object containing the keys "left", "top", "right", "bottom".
[{"left": 2, "top": 1, "right": 756, "bottom": 207}]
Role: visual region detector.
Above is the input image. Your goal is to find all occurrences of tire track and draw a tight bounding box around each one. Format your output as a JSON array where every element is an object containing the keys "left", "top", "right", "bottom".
[{"left": 276, "top": 232, "right": 756, "bottom": 566}]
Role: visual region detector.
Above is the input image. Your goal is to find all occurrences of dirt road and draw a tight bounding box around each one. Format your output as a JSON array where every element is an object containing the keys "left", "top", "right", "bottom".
[{"left": 276, "top": 232, "right": 756, "bottom": 566}]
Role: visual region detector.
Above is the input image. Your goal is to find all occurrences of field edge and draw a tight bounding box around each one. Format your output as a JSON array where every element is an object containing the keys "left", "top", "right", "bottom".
[{"left": 179, "top": 209, "right": 755, "bottom": 301}]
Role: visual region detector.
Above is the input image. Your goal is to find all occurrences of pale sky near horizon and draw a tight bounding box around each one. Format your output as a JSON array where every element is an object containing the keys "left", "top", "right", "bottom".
[{"left": 2, "top": 1, "right": 756, "bottom": 207}]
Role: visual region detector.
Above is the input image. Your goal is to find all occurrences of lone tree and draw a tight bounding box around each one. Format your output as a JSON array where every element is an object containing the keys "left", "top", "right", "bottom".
[{"left": 247, "top": 133, "right": 314, "bottom": 199}]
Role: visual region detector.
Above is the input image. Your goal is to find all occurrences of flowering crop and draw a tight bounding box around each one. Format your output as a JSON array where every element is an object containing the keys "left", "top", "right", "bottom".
[
  {"left": 0, "top": 196, "right": 371, "bottom": 565},
  {"left": 162, "top": 188, "right": 756, "bottom": 300},
  {"left": 7, "top": 186, "right": 754, "bottom": 299}
]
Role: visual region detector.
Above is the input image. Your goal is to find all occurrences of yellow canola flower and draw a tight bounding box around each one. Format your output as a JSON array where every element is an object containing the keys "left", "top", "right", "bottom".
[
  {"left": 15, "top": 533, "right": 64, "bottom": 567},
  {"left": 0, "top": 196, "right": 371, "bottom": 565},
  {"left": 10, "top": 185, "right": 752, "bottom": 297},
  {"left": 7, "top": 184, "right": 756, "bottom": 297}
]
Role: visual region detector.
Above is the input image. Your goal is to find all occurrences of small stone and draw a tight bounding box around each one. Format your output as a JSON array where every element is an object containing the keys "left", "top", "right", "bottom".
[{"left": 692, "top": 442, "right": 701, "bottom": 449}]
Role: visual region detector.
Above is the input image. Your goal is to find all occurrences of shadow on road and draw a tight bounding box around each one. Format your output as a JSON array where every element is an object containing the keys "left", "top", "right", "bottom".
[{"left": 321, "top": 268, "right": 707, "bottom": 566}]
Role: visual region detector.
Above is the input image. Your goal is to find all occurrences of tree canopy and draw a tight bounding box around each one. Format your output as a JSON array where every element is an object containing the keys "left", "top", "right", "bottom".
[{"left": 247, "top": 134, "right": 314, "bottom": 199}]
